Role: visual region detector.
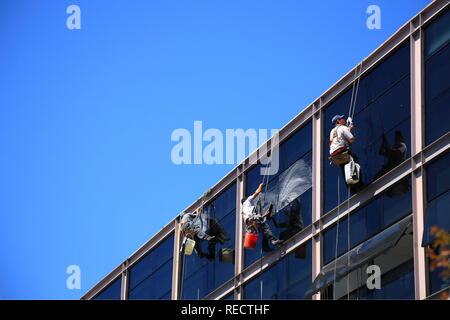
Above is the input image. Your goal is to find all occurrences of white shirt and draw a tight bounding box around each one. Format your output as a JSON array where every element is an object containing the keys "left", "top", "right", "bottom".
[
  {"left": 242, "top": 195, "right": 257, "bottom": 222},
  {"left": 329, "top": 125, "right": 354, "bottom": 155}
]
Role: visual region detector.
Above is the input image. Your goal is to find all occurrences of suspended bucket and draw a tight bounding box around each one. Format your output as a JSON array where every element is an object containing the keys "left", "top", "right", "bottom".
[
  {"left": 184, "top": 238, "right": 196, "bottom": 255},
  {"left": 244, "top": 231, "right": 258, "bottom": 249},
  {"left": 344, "top": 160, "right": 360, "bottom": 185},
  {"left": 220, "top": 248, "right": 235, "bottom": 263}
]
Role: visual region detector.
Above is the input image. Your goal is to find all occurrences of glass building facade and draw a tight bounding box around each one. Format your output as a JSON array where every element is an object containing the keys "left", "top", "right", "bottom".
[{"left": 84, "top": 2, "right": 450, "bottom": 301}]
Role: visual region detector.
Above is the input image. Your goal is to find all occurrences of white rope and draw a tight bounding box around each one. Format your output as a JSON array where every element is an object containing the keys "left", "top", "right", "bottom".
[
  {"left": 333, "top": 176, "right": 340, "bottom": 299},
  {"left": 348, "top": 63, "right": 362, "bottom": 120},
  {"left": 347, "top": 185, "right": 351, "bottom": 300},
  {"left": 349, "top": 67, "right": 357, "bottom": 119},
  {"left": 331, "top": 63, "right": 362, "bottom": 300},
  {"left": 259, "top": 153, "right": 273, "bottom": 300},
  {"left": 179, "top": 239, "right": 186, "bottom": 299},
  {"left": 352, "top": 64, "right": 362, "bottom": 118}
]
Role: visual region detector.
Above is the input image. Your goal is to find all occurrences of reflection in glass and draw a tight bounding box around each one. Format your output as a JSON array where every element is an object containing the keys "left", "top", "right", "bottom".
[
  {"left": 423, "top": 152, "right": 450, "bottom": 295},
  {"left": 425, "top": 8, "right": 450, "bottom": 145},
  {"left": 94, "top": 277, "right": 122, "bottom": 300},
  {"left": 128, "top": 235, "right": 174, "bottom": 300},
  {"left": 180, "top": 184, "right": 236, "bottom": 299},
  {"left": 243, "top": 241, "right": 312, "bottom": 299},
  {"left": 181, "top": 209, "right": 230, "bottom": 260},
  {"left": 322, "top": 178, "right": 412, "bottom": 265},
  {"left": 320, "top": 218, "right": 414, "bottom": 300},
  {"left": 323, "top": 42, "right": 411, "bottom": 214},
  {"left": 244, "top": 152, "right": 312, "bottom": 267}
]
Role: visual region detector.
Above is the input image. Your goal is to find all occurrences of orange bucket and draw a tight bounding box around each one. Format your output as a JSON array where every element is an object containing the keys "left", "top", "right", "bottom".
[{"left": 244, "top": 231, "right": 258, "bottom": 249}]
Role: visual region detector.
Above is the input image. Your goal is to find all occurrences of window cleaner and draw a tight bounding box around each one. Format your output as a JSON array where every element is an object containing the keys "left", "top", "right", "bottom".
[
  {"left": 242, "top": 183, "right": 282, "bottom": 249},
  {"left": 329, "top": 64, "right": 362, "bottom": 185},
  {"left": 331, "top": 63, "right": 363, "bottom": 300},
  {"left": 179, "top": 190, "right": 216, "bottom": 257},
  {"left": 329, "top": 115, "right": 356, "bottom": 164}
]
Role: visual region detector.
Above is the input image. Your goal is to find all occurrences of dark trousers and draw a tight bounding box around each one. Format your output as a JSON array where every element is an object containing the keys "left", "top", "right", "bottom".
[
  {"left": 261, "top": 222, "right": 276, "bottom": 241},
  {"left": 246, "top": 221, "right": 276, "bottom": 241}
]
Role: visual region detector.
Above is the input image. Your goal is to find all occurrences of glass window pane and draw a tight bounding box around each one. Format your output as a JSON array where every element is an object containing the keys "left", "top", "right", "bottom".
[
  {"left": 322, "top": 222, "right": 414, "bottom": 300},
  {"left": 244, "top": 124, "right": 312, "bottom": 268},
  {"left": 323, "top": 178, "right": 412, "bottom": 265},
  {"left": 425, "top": 153, "right": 450, "bottom": 295},
  {"left": 180, "top": 184, "right": 236, "bottom": 299},
  {"left": 128, "top": 260, "right": 173, "bottom": 300},
  {"left": 426, "top": 152, "right": 450, "bottom": 202},
  {"left": 425, "top": 8, "right": 450, "bottom": 58},
  {"left": 221, "top": 292, "right": 235, "bottom": 300},
  {"left": 243, "top": 241, "right": 312, "bottom": 299},
  {"left": 94, "top": 277, "right": 121, "bottom": 300},
  {"left": 425, "top": 9, "right": 450, "bottom": 145},
  {"left": 128, "top": 234, "right": 174, "bottom": 299},
  {"left": 323, "top": 42, "right": 411, "bottom": 214}
]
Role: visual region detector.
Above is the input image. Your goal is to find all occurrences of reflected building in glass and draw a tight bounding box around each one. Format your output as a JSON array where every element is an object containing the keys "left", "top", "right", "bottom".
[{"left": 83, "top": 1, "right": 450, "bottom": 300}]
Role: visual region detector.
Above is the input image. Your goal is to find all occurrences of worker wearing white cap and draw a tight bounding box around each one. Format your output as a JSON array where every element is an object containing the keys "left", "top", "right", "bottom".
[{"left": 329, "top": 114, "right": 355, "bottom": 159}]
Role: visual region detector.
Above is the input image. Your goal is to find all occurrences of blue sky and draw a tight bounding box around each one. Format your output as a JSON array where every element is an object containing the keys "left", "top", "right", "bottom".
[{"left": 0, "top": 0, "right": 430, "bottom": 299}]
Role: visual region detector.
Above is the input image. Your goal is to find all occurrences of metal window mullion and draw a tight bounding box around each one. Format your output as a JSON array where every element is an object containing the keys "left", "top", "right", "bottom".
[
  {"left": 312, "top": 103, "right": 323, "bottom": 300},
  {"left": 172, "top": 220, "right": 181, "bottom": 300},
  {"left": 234, "top": 167, "right": 245, "bottom": 300},
  {"left": 120, "top": 262, "right": 128, "bottom": 300},
  {"left": 410, "top": 21, "right": 427, "bottom": 300}
]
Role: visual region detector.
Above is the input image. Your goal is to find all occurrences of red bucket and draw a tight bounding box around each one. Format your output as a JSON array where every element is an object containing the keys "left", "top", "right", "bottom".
[{"left": 244, "top": 231, "right": 258, "bottom": 249}]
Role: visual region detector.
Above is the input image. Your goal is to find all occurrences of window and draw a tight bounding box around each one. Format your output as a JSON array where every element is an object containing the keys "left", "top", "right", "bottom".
[
  {"left": 319, "top": 217, "right": 414, "bottom": 300},
  {"left": 128, "top": 234, "right": 174, "bottom": 299},
  {"left": 221, "top": 292, "right": 234, "bottom": 300},
  {"left": 425, "top": 8, "right": 450, "bottom": 145},
  {"left": 323, "top": 42, "right": 411, "bottom": 214},
  {"left": 243, "top": 241, "right": 312, "bottom": 299},
  {"left": 323, "top": 178, "right": 411, "bottom": 265},
  {"left": 181, "top": 184, "right": 236, "bottom": 299},
  {"left": 94, "top": 277, "right": 122, "bottom": 300},
  {"left": 424, "top": 152, "right": 450, "bottom": 295},
  {"left": 244, "top": 122, "right": 312, "bottom": 268}
]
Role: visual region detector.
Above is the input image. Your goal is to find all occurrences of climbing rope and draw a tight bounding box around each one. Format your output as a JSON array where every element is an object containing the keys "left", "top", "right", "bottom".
[
  {"left": 179, "top": 236, "right": 187, "bottom": 299},
  {"left": 258, "top": 152, "right": 273, "bottom": 300},
  {"left": 332, "top": 64, "right": 362, "bottom": 300},
  {"left": 348, "top": 63, "right": 362, "bottom": 120},
  {"left": 333, "top": 176, "right": 340, "bottom": 299},
  {"left": 344, "top": 63, "right": 362, "bottom": 300},
  {"left": 179, "top": 189, "right": 212, "bottom": 300},
  {"left": 261, "top": 155, "right": 272, "bottom": 300},
  {"left": 347, "top": 185, "right": 351, "bottom": 300},
  {"left": 260, "top": 153, "right": 273, "bottom": 209}
]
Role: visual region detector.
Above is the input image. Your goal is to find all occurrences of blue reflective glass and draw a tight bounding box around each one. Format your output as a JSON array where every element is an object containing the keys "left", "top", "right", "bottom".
[
  {"left": 181, "top": 264, "right": 209, "bottom": 299},
  {"left": 181, "top": 184, "right": 236, "bottom": 299},
  {"left": 128, "top": 234, "right": 174, "bottom": 299},
  {"left": 243, "top": 241, "right": 312, "bottom": 299},
  {"left": 323, "top": 178, "right": 412, "bottom": 265},
  {"left": 128, "top": 260, "right": 173, "bottom": 300},
  {"left": 427, "top": 152, "right": 450, "bottom": 202},
  {"left": 94, "top": 277, "right": 121, "bottom": 300},
  {"left": 221, "top": 293, "right": 234, "bottom": 300},
  {"left": 425, "top": 153, "right": 450, "bottom": 295},
  {"left": 244, "top": 123, "right": 312, "bottom": 268},
  {"left": 322, "top": 223, "right": 414, "bottom": 300},
  {"left": 279, "top": 122, "right": 312, "bottom": 173},
  {"left": 353, "top": 43, "right": 410, "bottom": 115},
  {"left": 425, "top": 9, "right": 450, "bottom": 145},
  {"left": 349, "top": 260, "right": 414, "bottom": 299},
  {"left": 323, "top": 42, "right": 411, "bottom": 214},
  {"left": 425, "top": 8, "right": 450, "bottom": 58}
]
